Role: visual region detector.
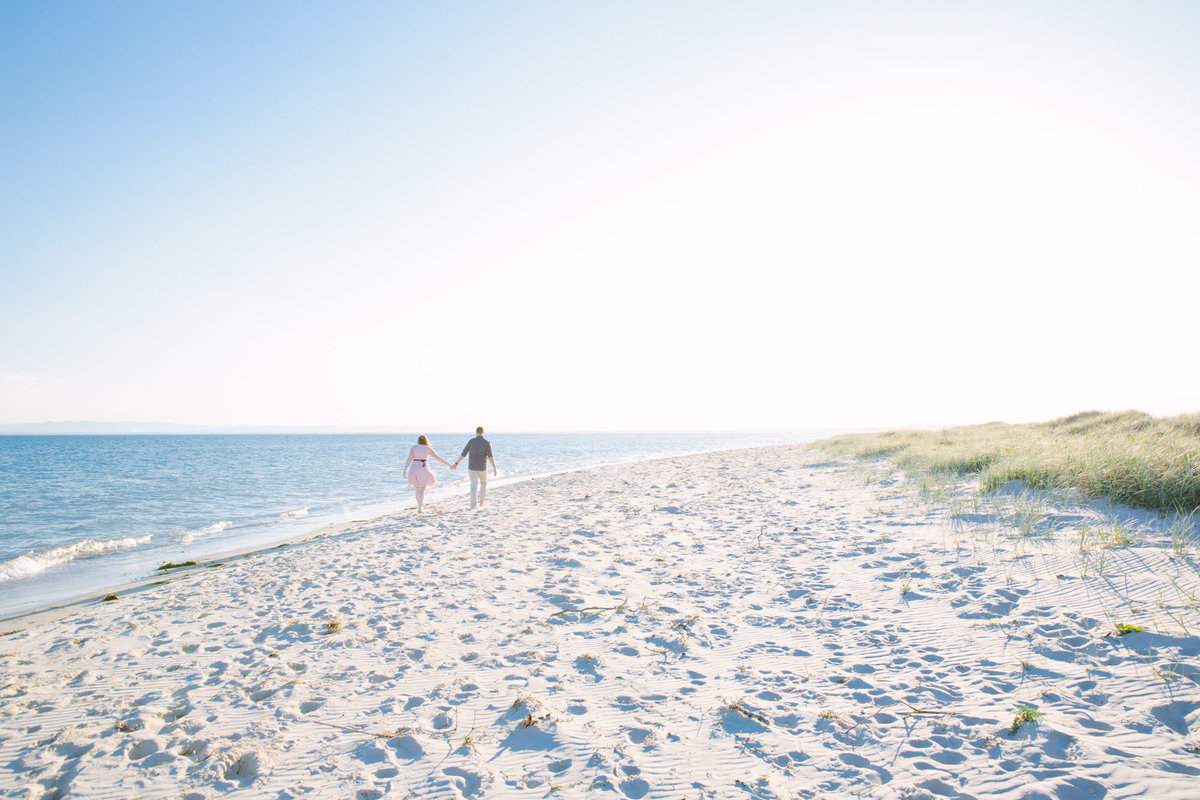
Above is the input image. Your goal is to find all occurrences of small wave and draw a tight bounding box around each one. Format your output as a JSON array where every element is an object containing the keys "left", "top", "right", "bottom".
[
  {"left": 279, "top": 507, "right": 309, "bottom": 520},
  {"left": 179, "top": 520, "right": 232, "bottom": 545},
  {"left": 0, "top": 534, "right": 154, "bottom": 582}
]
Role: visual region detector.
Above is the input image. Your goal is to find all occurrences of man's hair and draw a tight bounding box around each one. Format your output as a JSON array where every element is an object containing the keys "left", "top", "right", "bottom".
[{"left": 476, "top": 427, "right": 484, "bottom": 435}]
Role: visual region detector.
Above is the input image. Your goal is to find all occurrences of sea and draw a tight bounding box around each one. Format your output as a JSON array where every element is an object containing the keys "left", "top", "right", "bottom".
[{"left": 0, "top": 431, "right": 825, "bottom": 619}]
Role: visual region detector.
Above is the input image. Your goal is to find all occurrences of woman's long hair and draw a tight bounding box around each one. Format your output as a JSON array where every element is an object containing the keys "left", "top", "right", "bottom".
[{"left": 417, "top": 435, "right": 429, "bottom": 446}]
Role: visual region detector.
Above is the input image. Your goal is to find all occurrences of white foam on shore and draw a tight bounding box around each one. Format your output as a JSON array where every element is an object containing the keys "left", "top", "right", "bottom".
[
  {"left": 179, "top": 520, "right": 232, "bottom": 545},
  {"left": 278, "top": 507, "right": 308, "bottom": 519},
  {"left": 0, "top": 534, "right": 154, "bottom": 581}
]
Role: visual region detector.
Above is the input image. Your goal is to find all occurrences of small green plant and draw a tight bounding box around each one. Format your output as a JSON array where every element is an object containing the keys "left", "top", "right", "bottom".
[
  {"left": 1013, "top": 493, "right": 1044, "bottom": 537},
  {"left": 1076, "top": 525, "right": 1093, "bottom": 554},
  {"left": 102, "top": 594, "right": 119, "bottom": 602},
  {"left": 1114, "top": 622, "right": 1143, "bottom": 635},
  {"left": 1098, "top": 520, "right": 1133, "bottom": 548},
  {"left": 1153, "top": 662, "right": 1178, "bottom": 683},
  {"left": 1169, "top": 513, "right": 1194, "bottom": 558},
  {"left": 323, "top": 620, "right": 342, "bottom": 635},
  {"left": 1009, "top": 705, "right": 1043, "bottom": 736},
  {"left": 949, "top": 498, "right": 967, "bottom": 518}
]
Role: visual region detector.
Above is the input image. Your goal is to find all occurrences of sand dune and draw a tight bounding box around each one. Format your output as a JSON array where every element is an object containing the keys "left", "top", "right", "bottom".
[{"left": 2, "top": 445, "right": 1197, "bottom": 798}]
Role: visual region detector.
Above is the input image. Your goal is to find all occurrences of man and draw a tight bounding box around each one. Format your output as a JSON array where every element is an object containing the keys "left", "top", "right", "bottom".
[{"left": 452, "top": 426, "right": 497, "bottom": 508}]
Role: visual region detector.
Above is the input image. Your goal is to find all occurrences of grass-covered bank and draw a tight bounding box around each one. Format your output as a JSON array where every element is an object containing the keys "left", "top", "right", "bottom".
[{"left": 814, "top": 410, "right": 1200, "bottom": 515}]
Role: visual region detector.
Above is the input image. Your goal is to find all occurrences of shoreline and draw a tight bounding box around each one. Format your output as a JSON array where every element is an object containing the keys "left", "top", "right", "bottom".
[
  {"left": 1, "top": 438, "right": 825, "bottom": 626},
  {"left": 2, "top": 442, "right": 1197, "bottom": 798},
  {"left": 0, "top": 518, "right": 365, "bottom": 631}
]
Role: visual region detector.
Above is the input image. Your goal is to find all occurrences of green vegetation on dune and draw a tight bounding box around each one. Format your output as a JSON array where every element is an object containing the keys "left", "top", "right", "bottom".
[{"left": 814, "top": 410, "right": 1200, "bottom": 515}]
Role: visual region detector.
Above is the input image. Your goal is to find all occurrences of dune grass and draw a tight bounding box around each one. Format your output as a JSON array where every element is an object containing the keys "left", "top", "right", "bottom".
[{"left": 813, "top": 410, "right": 1200, "bottom": 515}]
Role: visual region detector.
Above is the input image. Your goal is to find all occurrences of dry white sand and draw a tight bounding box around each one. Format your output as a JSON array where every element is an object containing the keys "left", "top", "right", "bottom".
[{"left": 2, "top": 444, "right": 1199, "bottom": 799}]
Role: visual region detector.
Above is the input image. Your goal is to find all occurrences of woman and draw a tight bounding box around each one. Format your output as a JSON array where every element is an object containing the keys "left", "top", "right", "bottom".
[{"left": 403, "top": 435, "right": 452, "bottom": 513}]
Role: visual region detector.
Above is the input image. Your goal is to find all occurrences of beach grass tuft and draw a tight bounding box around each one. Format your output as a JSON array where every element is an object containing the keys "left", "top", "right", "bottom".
[
  {"left": 1168, "top": 512, "right": 1195, "bottom": 558},
  {"left": 1009, "top": 705, "right": 1043, "bottom": 736},
  {"left": 813, "top": 410, "right": 1200, "bottom": 515}
]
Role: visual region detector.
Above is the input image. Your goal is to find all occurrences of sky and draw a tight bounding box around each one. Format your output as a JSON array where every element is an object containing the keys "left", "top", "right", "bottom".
[{"left": 2, "top": 1, "right": 1198, "bottom": 432}]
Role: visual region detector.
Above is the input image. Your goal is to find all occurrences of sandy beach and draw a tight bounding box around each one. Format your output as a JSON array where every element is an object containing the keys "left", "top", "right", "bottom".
[{"left": 2, "top": 444, "right": 1198, "bottom": 799}]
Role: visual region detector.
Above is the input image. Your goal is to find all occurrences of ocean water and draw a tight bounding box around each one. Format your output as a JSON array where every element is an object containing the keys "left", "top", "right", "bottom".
[{"left": 0, "top": 431, "right": 822, "bottom": 618}]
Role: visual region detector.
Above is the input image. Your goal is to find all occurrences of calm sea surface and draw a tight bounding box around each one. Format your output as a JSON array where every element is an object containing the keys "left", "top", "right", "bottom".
[{"left": 0, "top": 432, "right": 822, "bottom": 617}]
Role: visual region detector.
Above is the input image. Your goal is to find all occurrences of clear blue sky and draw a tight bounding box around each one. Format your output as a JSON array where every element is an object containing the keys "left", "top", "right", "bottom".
[{"left": 3, "top": 1, "right": 1198, "bottom": 430}]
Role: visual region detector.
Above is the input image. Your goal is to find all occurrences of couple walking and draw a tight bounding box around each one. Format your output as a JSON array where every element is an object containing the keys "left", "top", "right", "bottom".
[{"left": 403, "top": 427, "right": 497, "bottom": 513}]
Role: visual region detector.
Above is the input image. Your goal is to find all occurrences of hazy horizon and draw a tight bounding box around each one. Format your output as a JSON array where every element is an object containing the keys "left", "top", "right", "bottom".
[
  {"left": 3, "top": 408, "right": 1190, "bottom": 437},
  {"left": 0, "top": 419, "right": 848, "bottom": 436}
]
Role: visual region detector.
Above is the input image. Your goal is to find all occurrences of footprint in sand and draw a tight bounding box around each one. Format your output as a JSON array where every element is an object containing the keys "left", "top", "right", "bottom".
[
  {"left": 163, "top": 703, "right": 192, "bottom": 722},
  {"left": 624, "top": 727, "right": 655, "bottom": 745},
  {"left": 352, "top": 740, "right": 390, "bottom": 765},
  {"left": 387, "top": 734, "right": 425, "bottom": 759},
  {"left": 127, "top": 738, "right": 162, "bottom": 760},
  {"left": 838, "top": 751, "right": 892, "bottom": 784},
  {"left": 619, "top": 777, "right": 651, "bottom": 798},
  {"left": 574, "top": 655, "right": 603, "bottom": 681}
]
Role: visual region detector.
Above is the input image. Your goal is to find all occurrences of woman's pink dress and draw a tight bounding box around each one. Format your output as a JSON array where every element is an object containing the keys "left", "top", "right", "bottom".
[{"left": 407, "top": 444, "right": 438, "bottom": 488}]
